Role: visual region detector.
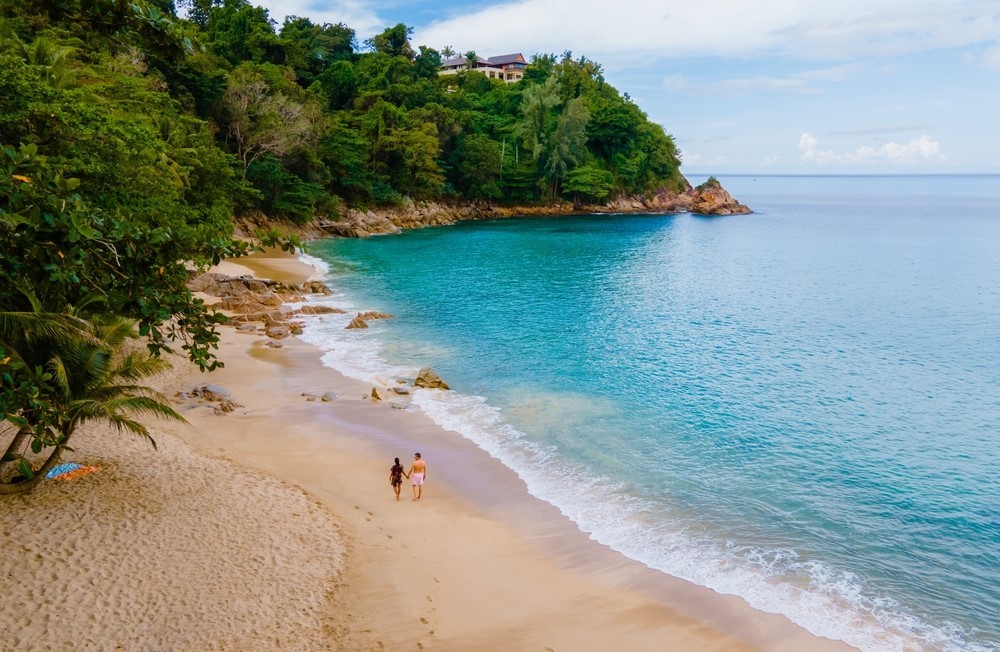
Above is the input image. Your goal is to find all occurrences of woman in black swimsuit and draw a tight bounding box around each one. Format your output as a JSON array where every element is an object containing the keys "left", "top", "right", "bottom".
[{"left": 389, "top": 457, "right": 408, "bottom": 501}]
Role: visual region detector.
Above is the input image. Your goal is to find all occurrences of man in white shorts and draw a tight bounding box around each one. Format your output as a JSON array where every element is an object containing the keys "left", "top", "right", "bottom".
[{"left": 408, "top": 452, "right": 427, "bottom": 501}]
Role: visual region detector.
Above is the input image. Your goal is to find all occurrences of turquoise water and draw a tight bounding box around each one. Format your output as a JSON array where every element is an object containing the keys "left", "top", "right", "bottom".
[{"left": 301, "top": 175, "right": 1000, "bottom": 651}]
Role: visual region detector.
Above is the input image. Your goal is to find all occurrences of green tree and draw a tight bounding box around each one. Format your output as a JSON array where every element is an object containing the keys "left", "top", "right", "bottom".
[
  {"left": 318, "top": 112, "right": 374, "bottom": 201},
  {"left": 384, "top": 123, "right": 444, "bottom": 197},
  {"left": 454, "top": 133, "right": 502, "bottom": 201},
  {"left": 221, "top": 63, "right": 317, "bottom": 178},
  {"left": 205, "top": 0, "right": 281, "bottom": 64},
  {"left": 317, "top": 59, "right": 356, "bottom": 109},
  {"left": 1, "top": 313, "right": 183, "bottom": 494},
  {"left": 278, "top": 17, "right": 354, "bottom": 86},
  {"left": 365, "top": 23, "right": 414, "bottom": 60},
  {"left": 413, "top": 45, "right": 442, "bottom": 80},
  {"left": 542, "top": 97, "right": 589, "bottom": 197},
  {"left": 517, "top": 76, "right": 560, "bottom": 161},
  {"left": 562, "top": 164, "right": 614, "bottom": 207}
]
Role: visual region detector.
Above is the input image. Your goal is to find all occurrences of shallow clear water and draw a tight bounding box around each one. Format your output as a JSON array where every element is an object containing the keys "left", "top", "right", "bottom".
[{"left": 302, "top": 175, "right": 1000, "bottom": 651}]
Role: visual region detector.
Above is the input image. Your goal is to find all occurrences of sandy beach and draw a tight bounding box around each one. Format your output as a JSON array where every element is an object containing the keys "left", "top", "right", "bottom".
[{"left": 0, "top": 251, "right": 856, "bottom": 651}]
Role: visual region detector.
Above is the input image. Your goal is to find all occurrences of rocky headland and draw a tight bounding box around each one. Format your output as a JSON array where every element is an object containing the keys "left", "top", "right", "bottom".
[{"left": 315, "top": 179, "right": 750, "bottom": 238}]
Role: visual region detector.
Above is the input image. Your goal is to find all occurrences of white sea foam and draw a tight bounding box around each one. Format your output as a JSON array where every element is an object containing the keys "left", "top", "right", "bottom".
[
  {"left": 297, "top": 251, "right": 331, "bottom": 278},
  {"left": 295, "top": 286, "right": 995, "bottom": 652},
  {"left": 412, "top": 381, "right": 991, "bottom": 652}
]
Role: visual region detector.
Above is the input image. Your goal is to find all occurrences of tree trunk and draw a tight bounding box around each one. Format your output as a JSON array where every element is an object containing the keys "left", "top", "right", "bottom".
[
  {"left": 0, "top": 428, "right": 30, "bottom": 474},
  {"left": 0, "top": 433, "right": 70, "bottom": 495}
]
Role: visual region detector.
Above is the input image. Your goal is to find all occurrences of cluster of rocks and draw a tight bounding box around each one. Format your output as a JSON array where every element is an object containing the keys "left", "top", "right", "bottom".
[
  {"left": 367, "top": 366, "right": 450, "bottom": 410},
  {"left": 186, "top": 270, "right": 452, "bottom": 413},
  {"left": 300, "top": 391, "right": 338, "bottom": 402},
  {"left": 189, "top": 272, "right": 343, "bottom": 344},
  {"left": 177, "top": 384, "right": 243, "bottom": 415}
]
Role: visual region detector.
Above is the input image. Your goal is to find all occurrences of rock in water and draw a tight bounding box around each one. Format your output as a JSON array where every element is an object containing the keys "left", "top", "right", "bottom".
[{"left": 414, "top": 367, "right": 450, "bottom": 390}]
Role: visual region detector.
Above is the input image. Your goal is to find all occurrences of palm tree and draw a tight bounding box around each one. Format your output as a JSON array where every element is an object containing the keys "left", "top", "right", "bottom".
[
  {"left": 1, "top": 313, "right": 184, "bottom": 495},
  {"left": 0, "top": 307, "right": 92, "bottom": 478}
]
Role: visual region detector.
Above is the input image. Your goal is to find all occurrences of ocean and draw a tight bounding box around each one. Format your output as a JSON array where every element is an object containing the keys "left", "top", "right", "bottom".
[{"left": 299, "top": 174, "right": 1000, "bottom": 652}]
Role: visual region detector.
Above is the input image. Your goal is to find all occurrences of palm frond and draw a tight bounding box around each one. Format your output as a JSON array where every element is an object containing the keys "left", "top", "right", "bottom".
[
  {"left": 0, "top": 312, "right": 90, "bottom": 346},
  {"left": 102, "top": 414, "right": 157, "bottom": 449},
  {"left": 87, "top": 384, "right": 164, "bottom": 402},
  {"left": 69, "top": 396, "right": 184, "bottom": 424},
  {"left": 70, "top": 291, "right": 108, "bottom": 317},
  {"left": 111, "top": 352, "right": 172, "bottom": 381},
  {"left": 47, "top": 355, "right": 71, "bottom": 400},
  {"left": 89, "top": 314, "right": 136, "bottom": 348}
]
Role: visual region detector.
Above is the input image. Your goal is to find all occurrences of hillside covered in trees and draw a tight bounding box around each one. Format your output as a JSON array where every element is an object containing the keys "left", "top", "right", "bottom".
[{"left": 1, "top": 0, "right": 689, "bottom": 229}]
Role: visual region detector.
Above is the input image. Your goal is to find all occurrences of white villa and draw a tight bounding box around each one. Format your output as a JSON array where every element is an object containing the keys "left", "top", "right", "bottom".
[{"left": 439, "top": 53, "right": 527, "bottom": 83}]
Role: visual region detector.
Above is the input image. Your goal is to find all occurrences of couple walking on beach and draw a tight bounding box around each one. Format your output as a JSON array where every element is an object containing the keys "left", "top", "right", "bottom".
[{"left": 389, "top": 453, "right": 427, "bottom": 501}]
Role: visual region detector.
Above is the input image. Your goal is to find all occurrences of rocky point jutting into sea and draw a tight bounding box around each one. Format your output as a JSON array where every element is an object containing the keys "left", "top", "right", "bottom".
[{"left": 315, "top": 178, "right": 749, "bottom": 238}]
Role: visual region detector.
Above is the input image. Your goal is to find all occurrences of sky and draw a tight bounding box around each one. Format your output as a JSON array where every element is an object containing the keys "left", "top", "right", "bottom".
[{"left": 252, "top": 0, "right": 1000, "bottom": 175}]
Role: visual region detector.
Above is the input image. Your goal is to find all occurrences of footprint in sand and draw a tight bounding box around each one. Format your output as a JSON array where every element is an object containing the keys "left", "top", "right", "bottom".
[{"left": 419, "top": 617, "right": 428, "bottom": 624}]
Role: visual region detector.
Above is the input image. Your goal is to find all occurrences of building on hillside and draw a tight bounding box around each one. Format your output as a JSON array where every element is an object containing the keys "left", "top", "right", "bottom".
[{"left": 439, "top": 53, "right": 527, "bottom": 83}]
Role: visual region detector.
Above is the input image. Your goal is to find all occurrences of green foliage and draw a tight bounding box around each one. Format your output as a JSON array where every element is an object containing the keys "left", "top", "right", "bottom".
[
  {"left": 278, "top": 17, "right": 354, "bottom": 87},
  {"left": 453, "top": 134, "right": 502, "bottom": 201},
  {"left": 205, "top": 0, "right": 281, "bottom": 65},
  {"left": 697, "top": 176, "right": 721, "bottom": 190},
  {"left": 0, "top": 143, "right": 297, "bottom": 371},
  {"left": 365, "top": 23, "right": 414, "bottom": 60},
  {"left": 0, "top": 309, "right": 185, "bottom": 494},
  {"left": 247, "top": 153, "right": 330, "bottom": 223},
  {"left": 2, "top": 2, "right": 686, "bottom": 216},
  {"left": 542, "top": 97, "right": 590, "bottom": 197},
  {"left": 562, "top": 165, "right": 615, "bottom": 205},
  {"left": 220, "top": 62, "right": 318, "bottom": 177}
]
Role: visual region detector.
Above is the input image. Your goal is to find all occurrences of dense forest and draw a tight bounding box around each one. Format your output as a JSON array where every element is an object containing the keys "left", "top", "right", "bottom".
[
  {"left": 0, "top": 0, "right": 688, "bottom": 491},
  {"left": 1, "top": 0, "right": 686, "bottom": 227}
]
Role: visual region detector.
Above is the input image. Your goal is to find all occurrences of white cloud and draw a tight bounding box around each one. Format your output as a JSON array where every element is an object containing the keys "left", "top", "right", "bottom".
[
  {"left": 679, "top": 151, "right": 729, "bottom": 168},
  {"left": 254, "top": 0, "right": 385, "bottom": 38},
  {"left": 663, "top": 63, "right": 865, "bottom": 96},
  {"left": 798, "top": 132, "right": 944, "bottom": 165},
  {"left": 412, "top": 0, "right": 1000, "bottom": 63}
]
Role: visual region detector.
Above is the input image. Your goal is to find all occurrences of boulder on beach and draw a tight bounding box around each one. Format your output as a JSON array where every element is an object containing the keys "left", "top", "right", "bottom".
[
  {"left": 188, "top": 384, "right": 242, "bottom": 413},
  {"left": 346, "top": 316, "right": 368, "bottom": 329},
  {"left": 266, "top": 325, "right": 290, "bottom": 339}
]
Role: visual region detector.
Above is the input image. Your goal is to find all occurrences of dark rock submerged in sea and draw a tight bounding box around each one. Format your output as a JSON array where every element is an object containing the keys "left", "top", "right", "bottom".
[{"left": 317, "top": 180, "right": 751, "bottom": 238}]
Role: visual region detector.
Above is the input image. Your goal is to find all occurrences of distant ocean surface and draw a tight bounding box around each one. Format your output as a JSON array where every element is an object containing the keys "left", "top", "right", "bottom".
[{"left": 301, "top": 175, "right": 1000, "bottom": 652}]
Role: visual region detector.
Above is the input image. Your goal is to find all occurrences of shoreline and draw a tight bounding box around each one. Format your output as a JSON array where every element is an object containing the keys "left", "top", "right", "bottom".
[
  {"left": 0, "top": 251, "right": 855, "bottom": 650},
  {"left": 186, "top": 253, "right": 854, "bottom": 650}
]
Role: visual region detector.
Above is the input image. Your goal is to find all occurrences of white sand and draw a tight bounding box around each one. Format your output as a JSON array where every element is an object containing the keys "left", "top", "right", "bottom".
[{"left": 0, "top": 369, "right": 344, "bottom": 650}]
